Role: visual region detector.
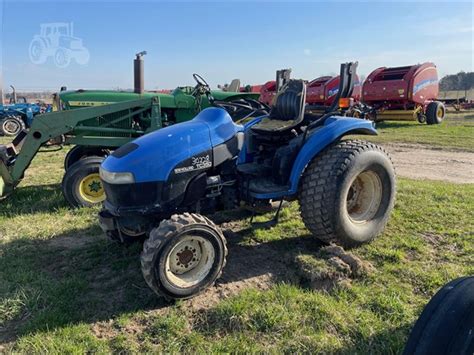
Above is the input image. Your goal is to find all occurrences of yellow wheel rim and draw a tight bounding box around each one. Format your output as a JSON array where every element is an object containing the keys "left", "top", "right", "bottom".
[
  {"left": 437, "top": 106, "right": 444, "bottom": 118},
  {"left": 78, "top": 173, "right": 105, "bottom": 204}
]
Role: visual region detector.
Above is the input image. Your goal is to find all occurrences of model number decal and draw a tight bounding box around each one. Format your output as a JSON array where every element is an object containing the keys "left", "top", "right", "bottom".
[{"left": 174, "top": 154, "right": 212, "bottom": 174}]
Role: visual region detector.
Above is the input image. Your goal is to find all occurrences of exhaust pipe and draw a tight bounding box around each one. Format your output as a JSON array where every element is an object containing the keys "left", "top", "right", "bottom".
[
  {"left": 134, "top": 51, "right": 147, "bottom": 94},
  {"left": 10, "top": 85, "right": 17, "bottom": 104}
]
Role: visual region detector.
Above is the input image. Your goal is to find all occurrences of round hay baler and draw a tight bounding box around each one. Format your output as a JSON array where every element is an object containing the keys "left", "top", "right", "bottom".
[{"left": 362, "top": 62, "right": 445, "bottom": 124}]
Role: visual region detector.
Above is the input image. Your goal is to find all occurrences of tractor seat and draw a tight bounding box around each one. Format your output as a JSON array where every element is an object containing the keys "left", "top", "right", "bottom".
[
  {"left": 227, "top": 79, "right": 241, "bottom": 92},
  {"left": 252, "top": 79, "right": 306, "bottom": 134}
]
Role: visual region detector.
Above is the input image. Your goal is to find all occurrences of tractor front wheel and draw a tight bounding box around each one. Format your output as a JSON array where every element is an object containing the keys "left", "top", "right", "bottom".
[
  {"left": 426, "top": 101, "right": 445, "bottom": 125},
  {"left": 141, "top": 213, "right": 227, "bottom": 300},
  {"left": 0, "top": 116, "right": 25, "bottom": 136},
  {"left": 299, "top": 140, "right": 396, "bottom": 248},
  {"left": 62, "top": 156, "right": 106, "bottom": 208}
]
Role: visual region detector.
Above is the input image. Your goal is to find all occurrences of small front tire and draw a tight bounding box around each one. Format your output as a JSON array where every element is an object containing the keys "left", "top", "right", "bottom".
[
  {"left": 299, "top": 140, "right": 396, "bottom": 248},
  {"left": 61, "top": 156, "right": 106, "bottom": 208},
  {"left": 141, "top": 213, "right": 227, "bottom": 300}
]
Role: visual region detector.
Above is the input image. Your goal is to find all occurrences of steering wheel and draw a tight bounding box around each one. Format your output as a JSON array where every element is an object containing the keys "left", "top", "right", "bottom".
[
  {"left": 191, "top": 73, "right": 214, "bottom": 103},
  {"left": 193, "top": 73, "right": 209, "bottom": 88},
  {"left": 213, "top": 98, "right": 270, "bottom": 122}
]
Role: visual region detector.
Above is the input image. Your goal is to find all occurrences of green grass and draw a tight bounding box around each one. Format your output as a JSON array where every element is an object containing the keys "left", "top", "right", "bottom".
[
  {"left": 0, "top": 114, "right": 473, "bottom": 353},
  {"left": 356, "top": 112, "right": 474, "bottom": 151}
]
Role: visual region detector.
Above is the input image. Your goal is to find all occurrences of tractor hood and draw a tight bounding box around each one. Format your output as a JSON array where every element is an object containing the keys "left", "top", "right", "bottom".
[
  {"left": 101, "top": 108, "right": 243, "bottom": 183},
  {"left": 59, "top": 89, "right": 259, "bottom": 110}
]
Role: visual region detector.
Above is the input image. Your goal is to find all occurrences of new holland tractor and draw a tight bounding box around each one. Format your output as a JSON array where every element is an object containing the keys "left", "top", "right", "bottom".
[
  {"left": 0, "top": 53, "right": 266, "bottom": 208},
  {"left": 98, "top": 63, "right": 397, "bottom": 300}
]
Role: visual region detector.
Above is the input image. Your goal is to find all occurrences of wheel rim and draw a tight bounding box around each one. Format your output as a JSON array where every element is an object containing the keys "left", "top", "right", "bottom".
[
  {"left": 78, "top": 173, "right": 105, "bottom": 204},
  {"left": 3, "top": 119, "right": 21, "bottom": 135},
  {"left": 437, "top": 106, "right": 444, "bottom": 119},
  {"left": 165, "top": 235, "right": 215, "bottom": 288},
  {"left": 346, "top": 170, "right": 383, "bottom": 223}
]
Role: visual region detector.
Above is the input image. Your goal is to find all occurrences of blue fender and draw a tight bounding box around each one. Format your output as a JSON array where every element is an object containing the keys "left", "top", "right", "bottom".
[
  {"left": 287, "top": 116, "right": 376, "bottom": 194},
  {"left": 250, "top": 116, "right": 376, "bottom": 199}
]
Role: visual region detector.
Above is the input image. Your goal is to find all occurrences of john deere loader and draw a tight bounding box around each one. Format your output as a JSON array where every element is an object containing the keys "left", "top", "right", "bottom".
[{"left": 0, "top": 52, "right": 266, "bottom": 207}]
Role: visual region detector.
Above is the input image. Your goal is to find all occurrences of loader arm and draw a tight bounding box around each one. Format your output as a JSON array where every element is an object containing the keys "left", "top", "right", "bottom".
[{"left": 0, "top": 97, "right": 161, "bottom": 199}]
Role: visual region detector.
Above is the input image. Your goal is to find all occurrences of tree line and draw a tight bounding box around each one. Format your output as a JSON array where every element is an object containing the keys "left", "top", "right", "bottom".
[{"left": 439, "top": 72, "right": 474, "bottom": 91}]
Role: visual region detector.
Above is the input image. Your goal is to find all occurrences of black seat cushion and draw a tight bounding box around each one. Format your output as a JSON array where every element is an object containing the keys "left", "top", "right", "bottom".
[{"left": 252, "top": 80, "right": 306, "bottom": 133}]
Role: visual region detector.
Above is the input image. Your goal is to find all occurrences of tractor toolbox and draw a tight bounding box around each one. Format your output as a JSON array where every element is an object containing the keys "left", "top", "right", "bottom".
[{"left": 361, "top": 63, "right": 444, "bottom": 124}]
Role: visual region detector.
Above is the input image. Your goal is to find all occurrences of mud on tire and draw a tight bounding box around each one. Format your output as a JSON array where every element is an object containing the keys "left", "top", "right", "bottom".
[
  {"left": 141, "top": 213, "right": 227, "bottom": 300},
  {"left": 299, "top": 140, "right": 396, "bottom": 248}
]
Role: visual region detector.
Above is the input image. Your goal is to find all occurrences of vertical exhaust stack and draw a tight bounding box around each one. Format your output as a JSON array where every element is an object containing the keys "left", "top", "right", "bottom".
[
  {"left": 134, "top": 51, "right": 147, "bottom": 94},
  {"left": 10, "top": 85, "right": 17, "bottom": 104}
]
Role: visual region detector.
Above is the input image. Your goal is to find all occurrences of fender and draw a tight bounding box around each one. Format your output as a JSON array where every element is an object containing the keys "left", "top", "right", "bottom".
[
  {"left": 287, "top": 116, "right": 376, "bottom": 194},
  {"left": 248, "top": 116, "right": 377, "bottom": 200}
]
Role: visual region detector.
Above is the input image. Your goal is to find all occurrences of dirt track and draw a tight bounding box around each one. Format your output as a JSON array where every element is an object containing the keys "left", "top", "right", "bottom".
[{"left": 384, "top": 143, "right": 474, "bottom": 184}]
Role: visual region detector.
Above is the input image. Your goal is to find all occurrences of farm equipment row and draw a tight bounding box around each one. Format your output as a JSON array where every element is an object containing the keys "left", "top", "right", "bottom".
[
  {"left": 0, "top": 54, "right": 443, "bottom": 212},
  {"left": 236, "top": 62, "right": 445, "bottom": 125}
]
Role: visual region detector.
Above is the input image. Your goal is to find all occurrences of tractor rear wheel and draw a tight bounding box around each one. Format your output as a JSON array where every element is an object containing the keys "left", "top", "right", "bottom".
[
  {"left": 62, "top": 156, "right": 106, "bottom": 208},
  {"left": 403, "top": 276, "right": 474, "bottom": 355},
  {"left": 141, "top": 213, "right": 227, "bottom": 300},
  {"left": 299, "top": 140, "right": 396, "bottom": 248},
  {"left": 0, "top": 116, "right": 25, "bottom": 136},
  {"left": 426, "top": 101, "right": 445, "bottom": 125}
]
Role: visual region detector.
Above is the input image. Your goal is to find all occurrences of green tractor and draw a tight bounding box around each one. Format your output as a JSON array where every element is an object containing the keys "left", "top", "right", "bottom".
[{"left": 0, "top": 52, "right": 266, "bottom": 208}]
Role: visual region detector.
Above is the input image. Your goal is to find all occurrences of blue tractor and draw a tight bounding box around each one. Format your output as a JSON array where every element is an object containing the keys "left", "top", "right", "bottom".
[
  {"left": 0, "top": 86, "right": 52, "bottom": 136},
  {"left": 98, "top": 63, "right": 396, "bottom": 300}
]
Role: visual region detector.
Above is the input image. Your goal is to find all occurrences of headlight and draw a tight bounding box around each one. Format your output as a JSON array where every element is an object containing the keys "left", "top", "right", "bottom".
[{"left": 99, "top": 167, "right": 135, "bottom": 184}]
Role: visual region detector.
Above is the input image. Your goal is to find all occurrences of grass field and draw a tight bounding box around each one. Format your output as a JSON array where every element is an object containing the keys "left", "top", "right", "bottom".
[
  {"left": 354, "top": 111, "right": 474, "bottom": 151},
  {"left": 0, "top": 114, "right": 473, "bottom": 353}
]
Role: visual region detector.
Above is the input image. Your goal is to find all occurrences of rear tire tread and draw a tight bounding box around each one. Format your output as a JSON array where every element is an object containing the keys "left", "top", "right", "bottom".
[{"left": 299, "top": 139, "right": 395, "bottom": 247}]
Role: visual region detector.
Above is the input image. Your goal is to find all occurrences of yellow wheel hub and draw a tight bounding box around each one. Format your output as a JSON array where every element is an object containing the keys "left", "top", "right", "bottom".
[
  {"left": 78, "top": 173, "right": 105, "bottom": 204},
  {"left": 437, "top": 106, "right": 444, "bottom": 118}
]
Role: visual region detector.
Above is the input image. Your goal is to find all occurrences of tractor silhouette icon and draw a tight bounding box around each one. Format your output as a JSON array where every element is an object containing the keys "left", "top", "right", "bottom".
[{"left": 29, "top": 23, "right": 90, "bottom": 68}]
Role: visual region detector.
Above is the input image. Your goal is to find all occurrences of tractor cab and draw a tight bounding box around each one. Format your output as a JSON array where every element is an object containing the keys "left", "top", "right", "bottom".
[{"left": 40, "top": 23, "right": 71, "bottom": 40}]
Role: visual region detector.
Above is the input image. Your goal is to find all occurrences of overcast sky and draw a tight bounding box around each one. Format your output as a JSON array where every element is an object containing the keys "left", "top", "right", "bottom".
[{"left": 1, "top": 0, "right": 473, "bottom": 92}]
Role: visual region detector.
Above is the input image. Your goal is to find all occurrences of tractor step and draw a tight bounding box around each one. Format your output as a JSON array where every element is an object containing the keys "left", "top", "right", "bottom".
[
  {"left": 248, "top": 177, "right": 288, "bottom": 194},
  {"left": 237, "top": 162, "right": 272, "bottom": 176}
]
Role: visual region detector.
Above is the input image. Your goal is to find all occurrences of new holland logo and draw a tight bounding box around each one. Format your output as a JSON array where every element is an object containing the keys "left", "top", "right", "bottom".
[{"left": 413, "top": 78, "right": 437, "bottom": 94}]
